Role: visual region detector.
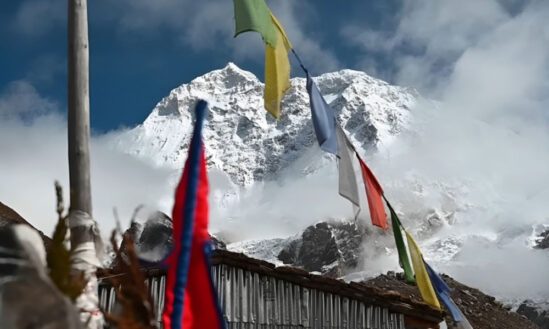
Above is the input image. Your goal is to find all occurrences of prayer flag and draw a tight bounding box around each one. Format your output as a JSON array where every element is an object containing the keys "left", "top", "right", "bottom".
[
  {"left": 162, "top": 101, "right": 226, "bottom": 329},
  {"left": 405, "top": 231, "right": 441, "bottom": 310},
  {"left": 386, "top": 200, "right": 415, "bottom": 283},
  {"left": 264, "top": 14, "right": 292, "bottom": 118},
  {"left": 306, "top": 73, "right": 338, "bottom": 155},
  {"left": 336, "top": 126, "right": 360, "bottom": 216},
  {"left": 357, "top": 156, "right": 388, "bottom": 229},
  {"left": 233, "top": 0, "right": 277, "bottom": 47},
  {"left": 425, "top": 262, "right": 473, "bottom": 328}
]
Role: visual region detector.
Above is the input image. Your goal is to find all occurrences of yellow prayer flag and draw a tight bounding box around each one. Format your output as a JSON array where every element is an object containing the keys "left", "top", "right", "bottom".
[
  {"left": 405, "top": 231, "right": 441, "bottom": 310},
  {"left": 264, "top": 14, "right": 292, "bottom": 118}
]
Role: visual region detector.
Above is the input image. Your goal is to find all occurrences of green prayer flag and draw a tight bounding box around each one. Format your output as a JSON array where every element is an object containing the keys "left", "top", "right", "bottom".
[
  {"left": 233, "top": 0, "right": 277, "bottom": 47},
  {"left": 387, "top": 201, "right": 416, "bottom": 284}
]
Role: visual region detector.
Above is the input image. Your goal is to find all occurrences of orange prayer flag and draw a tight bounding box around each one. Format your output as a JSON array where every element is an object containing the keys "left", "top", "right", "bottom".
[{"left": 357, "top": 155, "right": 388, "bottom": 229}]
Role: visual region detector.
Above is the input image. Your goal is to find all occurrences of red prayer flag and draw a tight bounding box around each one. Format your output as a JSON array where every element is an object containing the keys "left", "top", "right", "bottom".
[
  {"left": 357, "top": 155, "right": 388, "bottom": 229},
  {"left": 162, "top": 101, "right": 225, "bottom": 329}
]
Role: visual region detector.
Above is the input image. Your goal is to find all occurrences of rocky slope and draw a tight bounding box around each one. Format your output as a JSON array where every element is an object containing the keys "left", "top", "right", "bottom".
[
  {"left": 518, "top": 300, "right": 549, "bottom": 329},
  {"left": 115, "top": 211, "right": 540, "bottom": 329},
  {"left": 534, "top": 229, "right": 549, "bottom": 250},
  {"left": 0, "top": 201, "right": 52, "bottom": 249},
  {"left": 515, "top": 229, "right": 549, "bottom": 328},
  {"left": 365, "top": 273, "right": 539, "bottom": 329},
  {"left": 277, "top": 221, "right": 363, "bottom": 277},
  {"left": 229, "top": 220, "right": 365, "bottom": 278},
  {"left": 114, "top": 209, "right": 364, "bottom": 278}
]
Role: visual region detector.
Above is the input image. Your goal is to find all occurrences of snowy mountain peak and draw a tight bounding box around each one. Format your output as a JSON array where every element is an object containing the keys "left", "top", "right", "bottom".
[
  {"left": 189, "top": 62, "right": 260, "bottom": 91},
  {"left": 114, "top": 63, "right": 419, "bottom": 186}
]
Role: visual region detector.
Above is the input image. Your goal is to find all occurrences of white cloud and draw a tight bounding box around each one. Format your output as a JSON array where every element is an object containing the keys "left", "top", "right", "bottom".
[
  {"left": 347, "top": 0, "right": 549, "bottom": 300},
  {"left": 0, "top": 81, "right": 175, "bottom": 237},
  {"left": 12, "top": 0, "right": 65, "bottom": 36},
  {"left": 343, "top": 0, "right": 510, "bottom": 91},
  {"left": 269, "top": 1, "right": 341, "bottom": 73},
  {"left": 211, "top": 163, "right": 352, "bottom": 242},
  {"left": 99, "top": 0, "right": 233, "bottom": 49},
  {"left": 183, "top": 1, "right": 234, "bottom": 50},
  {"left": 98, "top": 0, "right": 341, "bottom": 73},
  {"left": 0, "top": 80, "right": 57, "bottom": 119},
  {"left": 25, "top": 54, "right": 65, "bottom": 85},
  {"left": 12, "top": 0, "right": 341, "bottom": 74},
  {"left": 109, "top": 0, "right": 189, "bottom": 32}
]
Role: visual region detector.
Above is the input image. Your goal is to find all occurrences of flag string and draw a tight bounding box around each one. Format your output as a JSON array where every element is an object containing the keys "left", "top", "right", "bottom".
[
  {"left": 230, "top": 5, "right": 472, "bottom": 323},
  {"left": 290, "top": 48, "right": 309, "bottom": 76}
]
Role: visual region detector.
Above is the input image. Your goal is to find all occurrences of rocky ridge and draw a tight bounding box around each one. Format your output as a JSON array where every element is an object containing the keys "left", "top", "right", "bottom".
[
  {"left": 276, "top": 221, "right": 364, "bottom": 277},
  {"left": 517, "top": 300, "right": 549, "bottom": 329}
]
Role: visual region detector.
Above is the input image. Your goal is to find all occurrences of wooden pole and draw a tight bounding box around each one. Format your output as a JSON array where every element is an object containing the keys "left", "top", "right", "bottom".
[
  {"left": 68, "top": 0, "right": 92, "bottom": 216},
  {"left": 68, "top": 1, "right": 103, "bottom": 328}
]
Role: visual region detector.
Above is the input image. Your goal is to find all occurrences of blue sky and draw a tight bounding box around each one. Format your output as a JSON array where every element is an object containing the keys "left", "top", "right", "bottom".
[
  {"left": 1, "top": 1, "right": 541, "bottom": 132},
  {"left": 2, "top": 0, "right": 536, "bottom": 132},
  {"left": 0, "top": 0, "right": 404, "bottom": 132}
]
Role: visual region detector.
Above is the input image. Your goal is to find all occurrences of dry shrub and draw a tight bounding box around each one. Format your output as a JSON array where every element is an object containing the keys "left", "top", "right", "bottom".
[
  {"left": 103, "top": 231, "right": 156, "bottom": 329},
  {"left": 46, "top": 181, "right": 87, "bottom": 301}
]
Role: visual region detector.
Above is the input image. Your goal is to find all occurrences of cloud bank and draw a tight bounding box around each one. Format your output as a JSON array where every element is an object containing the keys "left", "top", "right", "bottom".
[
  {"left": 0, "top": 81, "right": 175, "bottom": 237},
  {"left": 93, "top": 0, "right": 340, "bottom": 72},
  {"left": 343, "top": 0, "right": 549, "bottom": 300}
]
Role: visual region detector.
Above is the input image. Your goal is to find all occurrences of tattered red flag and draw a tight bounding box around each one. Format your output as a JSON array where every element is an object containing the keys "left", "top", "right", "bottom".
[{"left": 357, "top": 155, "right": 388, "bottom": 229}]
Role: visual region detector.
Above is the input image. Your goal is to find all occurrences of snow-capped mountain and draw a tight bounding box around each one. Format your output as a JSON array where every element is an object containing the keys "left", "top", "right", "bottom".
[
  {"left": 113, "top": 63, "right": 417, "bottom": 186},
  {"left": 110, "top": 63, "right": 549, "bottom": 307}
]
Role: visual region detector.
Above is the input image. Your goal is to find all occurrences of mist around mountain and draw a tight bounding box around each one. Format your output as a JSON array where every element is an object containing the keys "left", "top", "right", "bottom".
[
  {"left": 104, "top": 63, "right": 549, "bottom": 312},
  {"left": 1, "top": 61, "right": 547, "bottom": 316}
]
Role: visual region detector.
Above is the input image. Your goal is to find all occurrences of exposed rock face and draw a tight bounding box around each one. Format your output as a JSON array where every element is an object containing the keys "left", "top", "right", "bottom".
[
  {"left": 535, "top": 229, "right": 549, "bottom": 249},
  {"left": 277, "top": 221, "right": 363, "bottom": 277},
  {"left": 521, "top": 228, "right": 549, "bottom": 329},
  {"left": 114, "top": 210, "right": 227, "bottom": 267},
  {"left": 135, "top": 211, "right": 173, "bottom": 262},
  {"left": 517, "top": 301, "right": 549, "bottom": 329},
  {"left": 278, "top": 222, "right": 339, "bottom": 272},
  {"left": 211, "top": 235, "right": 227, "bottom": 250}
]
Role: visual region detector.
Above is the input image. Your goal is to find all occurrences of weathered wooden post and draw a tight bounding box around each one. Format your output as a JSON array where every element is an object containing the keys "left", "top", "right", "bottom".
[
  {"left": 67, "top": 0, "right": 103, "bottom": 328},
  {"left": 68, "top": 0, "right": 92, "bottom": 216}
]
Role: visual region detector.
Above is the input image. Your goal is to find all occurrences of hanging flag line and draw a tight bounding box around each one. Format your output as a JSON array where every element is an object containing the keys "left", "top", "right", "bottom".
[
  {"left": 291, "top": 48, "right": 309, "bottom": 75},
  {"left": 293, "top": 45, "right": 471, "bottom": 324},
  {"left": 231, "top": 1, "right": 471, "bottom": 326},
  {"left": 384, "top": 195, "right": 472, "bottom": 327},
  {"left": 293, "top": 43, "right": 390, "bottom": 230},
  {"left": 289, "top": 37, "right": 473, "bottom": 327}
]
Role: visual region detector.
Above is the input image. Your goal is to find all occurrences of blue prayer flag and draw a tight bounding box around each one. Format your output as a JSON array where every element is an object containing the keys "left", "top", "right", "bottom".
[
  {"left": 425, "top": 262, "right": 473, "bottom": 328},
  {"left": 306, "top": 73, "right": 338, "bottom": 155}
]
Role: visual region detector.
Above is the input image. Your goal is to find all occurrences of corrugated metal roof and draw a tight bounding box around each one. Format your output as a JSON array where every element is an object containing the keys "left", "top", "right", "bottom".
[
  {"left": 100, "top": 264, "right": 406, "bottom": 329},
  {"left": 98, "top": 249, "right": 444, "bottom": 328}
]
